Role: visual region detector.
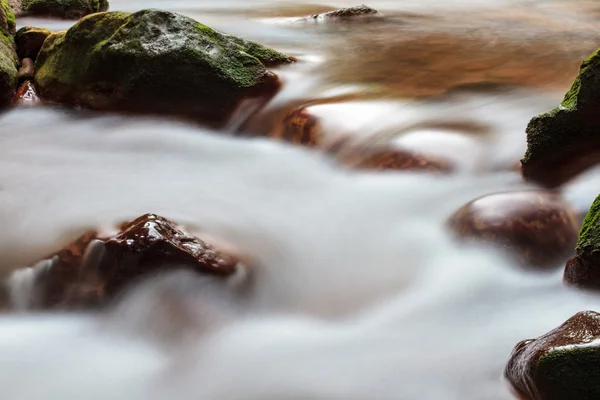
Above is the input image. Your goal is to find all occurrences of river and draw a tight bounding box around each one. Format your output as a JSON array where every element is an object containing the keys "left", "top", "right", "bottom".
[{"left": 1, "top": 0, "right": 600, "bottom": 399}]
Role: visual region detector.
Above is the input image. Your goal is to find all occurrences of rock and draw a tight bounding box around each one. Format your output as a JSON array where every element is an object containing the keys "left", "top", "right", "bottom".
[
  {"left": 304, "top": 5, "right": 378, "bottom": 21},
  {"left": 11, "top": 79, "right": 40, "bottom": 105},
  {"left": 448, "top": 190, "right": 579, "bottom": 269},
  {"left": 21, "top": 0, "right": 108, "bottom": 19},
  {"left": 15, "top": 26, "right": 53, "bottom": 60},
  {"left": 0, "top": 0, "right": 18, "bottom": 106},
  {"left": 12, "top": 214, "right": 239, "bottom": 309},
  {"left": 521, "top": 48, "right": 600, "bottom": 188},
  {"left": 505, "top": 310, "right": 600, "bottom": 400},
  {"left": 338, "top": 145, "right": 454, "bottom": 173},
  {"left": 17, "top": 57, "right": 33, "bottom": 82},
  {"left": 564, "top": 193, "right": 600, "bottom": 289},
  {"left": 34, "top": 9, "right": 292, "bottom": 127}
]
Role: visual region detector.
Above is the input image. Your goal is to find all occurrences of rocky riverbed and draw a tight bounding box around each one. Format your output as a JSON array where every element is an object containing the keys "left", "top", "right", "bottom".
[{"left": 2, "top": 1, "right": 600, "bottom": 399}]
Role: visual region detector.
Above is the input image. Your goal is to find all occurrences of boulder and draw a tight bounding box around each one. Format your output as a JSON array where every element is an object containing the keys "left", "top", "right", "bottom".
[
  {"left": 505, "top": 311, "right": 600, "bottom": 400},
  {"left": 449, "top": 190, "right": 579, "bottom": 269},
  {"left": 15, "top": 26, "right": 53, "bottom": 60},
  {"left": 0, "top": 0, "right": 18, "bottom": 106},
  {"left": 522, "top": 48, "right": 600, "bottom": 187},
  {"left": 7, "top": 213, "right": 239, "bottom": 309},
  {"left": 564, "top": 193, "right": 600, "bottom": 289},
  {"left": 17, "top": 57, "right": 33, "bottom": 82},
  {"left": 21, "top": 0, "right": 108, "bottom": 19},
  {"left": 34, "top": 9, "right": 292, "bottom": 126}
]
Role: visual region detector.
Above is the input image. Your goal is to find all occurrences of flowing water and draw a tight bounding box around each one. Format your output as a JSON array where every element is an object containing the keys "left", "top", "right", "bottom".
[{"left": 3, "top": 0, "right": 600, "bottom": 399}]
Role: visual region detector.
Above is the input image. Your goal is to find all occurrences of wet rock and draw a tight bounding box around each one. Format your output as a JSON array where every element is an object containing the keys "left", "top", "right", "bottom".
[
  {"left": 13, "top": 214, "right": 239, "bottom": 309},
  {"left": 15, "top": 26, "right": 52, "bottom": 60},
  {"left": 448, "top": 190, "right": 579, "bottom": 269},
  {"left": 17, "top": 57, "right": 33, "bottom": 82},
  {"left": 0, "top": 0, "right": 18, "bottom": 107},
  {"left": 11, "top": 79, "right": 40, "bottom": 105},
  {"left": 34, "top": 9, "right": 292, "bottom": 127},
  {"left": 564, "top": 193, "right": 600, "bottom": 289},
  {"left": 521, "top": 48, "right": 600, "bottom": 188},
  {"left": 338, "top": 145, "right": 453, "bottom": 173},
  {"left": 21, "top": 0, "right": 108, "bottom": 19},
  {"left": 505, "top": 310, "right": 600, "bottom": 400},
  {"left": 304, "top": 5, "right": 378, "bottom": 21}
]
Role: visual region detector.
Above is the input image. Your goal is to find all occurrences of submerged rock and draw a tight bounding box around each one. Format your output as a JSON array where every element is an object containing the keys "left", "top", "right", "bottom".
[
  {"left": 15, "top": 26, "right": 52, "bottom": 60},
  {"left": 12, "top": 79, "right": 40, "bottom": 105},
  {"left": 338, "top": 145, "right": 453, "bottom": 173},
  {"left": 0, "top": 0, "right": 18, "bottom": 106},
  {"left": 505, "top": 311, "right": 600, "bottom": 400},
  {"left": 303, "top": 5, "right": 378, "bottom": 21},
  {"left": 34, "top": 9, "right": 292, "bottom": 126},
  {"left": 21, "top": 0, "right": 108, "bottom": 19},
  {"left": 8, "top": 213, "right": 239, "bottom": 309},
  {"left": 522, "top": 48, "right": 600, "bottom": 187},
  {"left": 448, "top": 190, "right": 579, "bottom": 269},
  {"left": 564, "top": 193, "right": 600, "bottom": 289}
]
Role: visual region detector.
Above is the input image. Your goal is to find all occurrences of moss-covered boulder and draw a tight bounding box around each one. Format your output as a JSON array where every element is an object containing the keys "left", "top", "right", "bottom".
[
  {"left": 0, "top": 0, "right": 18, "bottom": 107},
  {"left": 505, "top": 311, "right": 600, "bottom": 400},
  {"left": 34, "top": 9, "right": 292, "bottom": 126},
  {"left": 564, "top": 193, "right": 600, "bottom": 289},
  {"left": 522, "top": 49, "right": 600, "bottom": 188},
  {"left": 15, "top": 26, "right": 52, "bottom": 60},
  {"left": 21, "top": 0, "right": 108, "bottom": 19}
]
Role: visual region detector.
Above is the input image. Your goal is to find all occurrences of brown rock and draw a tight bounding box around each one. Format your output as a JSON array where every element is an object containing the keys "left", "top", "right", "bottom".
[
  {"left": 15, "top": 26, "right": 52, "bottom": 60},
  {"left": 11, "top": 80, "right": 41, "bottom": 106},
  {"left": 15, "top": 214, "right": 238, "bottom": 309},
  {"left": 303, "top": 5, "right": 378, "bottom": 21},
  {"left": 17, "top": 57, "right": 34, "bottom": 83},
  {"left": 341, "top": 146, "right": 453, "bottom": 173},
  {"left": 505, "top": 311, "right": 600, "bottom": 400},
  {"left": 448, "top": 190, "right": 579, "bottom": 269}
]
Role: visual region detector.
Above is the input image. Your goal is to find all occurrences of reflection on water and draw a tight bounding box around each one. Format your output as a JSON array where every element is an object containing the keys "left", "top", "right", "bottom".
[{"left": 3, "top": 0, "right": 600, "bottom": 399}]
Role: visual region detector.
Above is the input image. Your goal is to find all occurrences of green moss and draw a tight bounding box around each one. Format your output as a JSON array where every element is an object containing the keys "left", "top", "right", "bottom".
[
  {"left": 576, "top": 194, "right": 600, "bottom": 256},
  {"left": 0, "top": 0, "right": 15, "bottom": 36},
  {"left": 536, "top": 345, "right": 600, "bottom": 400},
  {"left": 35, "top": 9, "right": 290, "bottom": 125},
  {"left": 22, "top": 0, "right": 109, "bottom": 19},
  {"left": 521, "top": 48, "right": 600, "bottom": 166}
]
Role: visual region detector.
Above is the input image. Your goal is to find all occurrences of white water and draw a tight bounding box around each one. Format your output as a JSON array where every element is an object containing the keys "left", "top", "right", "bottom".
[{"left": 3, "top": 0, "right": 600, "bottom": 399}]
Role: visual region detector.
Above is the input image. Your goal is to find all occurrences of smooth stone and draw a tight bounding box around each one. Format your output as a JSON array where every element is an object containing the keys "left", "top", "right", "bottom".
[
  {"left": 505, "top": 311, "right": 600, "bottom": 400},
  {"left": 17, "top": 57, "right": 33, "bottom": 82},
  {"left": 448, "top": 190, "right": 579, "bottom": 269}
]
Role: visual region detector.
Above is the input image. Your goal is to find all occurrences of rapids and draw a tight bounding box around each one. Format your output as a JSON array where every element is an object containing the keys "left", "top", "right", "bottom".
[{"left": 3, "top": 0, "right": 600, "bottom": 399}]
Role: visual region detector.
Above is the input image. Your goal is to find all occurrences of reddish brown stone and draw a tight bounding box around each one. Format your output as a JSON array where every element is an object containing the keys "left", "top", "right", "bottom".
[
  {"left": 342, "top": 146, "right": 454, "bottom": 173},
  {"left": 11, "top": 80, "right": 41, "bottom": 106},
  {"left": 448, "top": 190, "right": 579, "bottom": 269},
  {"left": 18, "top": 214, "right": 238, "bottom": 310},
  {"left": 505, "top": 311, "right": 600, "bottom": 400},
  {"left": 17, "top": 57, "right": 34, "bottom": 83}
]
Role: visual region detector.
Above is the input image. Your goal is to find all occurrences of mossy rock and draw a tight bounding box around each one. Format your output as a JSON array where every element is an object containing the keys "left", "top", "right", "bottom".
[
  {"left": 22, "top": 0, "right": 108, "bottom": 19},
  {"left": 522, "top": 48, "right": 600, "bottom": 187},
  {"left": 15, "top": 26, "right": 53, "bottom": 60},
  {"left": 0, "top": 0, "right": 18, "bottom": 107},
  {"left": 505, "top": 311, "right": 600, "bottom": 400},
  {"left": 34, "top": 9, "right": 292, "bottom": 126},
  {"left": 564, "top": 193, "right": 600, "bottom": 289}
]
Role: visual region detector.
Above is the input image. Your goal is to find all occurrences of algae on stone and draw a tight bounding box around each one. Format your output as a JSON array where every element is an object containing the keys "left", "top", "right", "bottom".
[
  {"left": 35, "top": 9, "right": 292, "bottom": 125},
  {"left": 0, "top": 0, "right": 18, "bottom": 106},
  {"left": 522, "top": 48, "right": 600, "bottom": 187},
  {"left": 576, "top": 193, "right": 600, "bottom": 256},
  {"left": 505, "top": 311, "right": 600, "bottom": 400},
  {"left": 22, "top": 0, "right": 108, "bottom": 19},
  {"left": 15, "top": 26, "right": 53, "bottom": 60}
]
